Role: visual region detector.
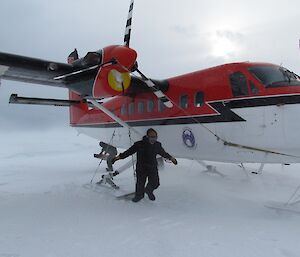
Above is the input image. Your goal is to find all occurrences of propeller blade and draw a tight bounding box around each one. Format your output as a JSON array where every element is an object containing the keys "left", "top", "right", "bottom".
[
  {"left": 124, "top": 0, "right": 134, "bottom": 47},
  {"left": 123, "top": 0, "right": 171, "bottom": 108},
  {"left": 135, "top": 68, "right": 173, "bottom": 108}
]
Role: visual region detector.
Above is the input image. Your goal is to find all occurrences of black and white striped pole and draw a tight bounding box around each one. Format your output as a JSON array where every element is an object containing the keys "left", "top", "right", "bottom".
[
  {"left": 135, "top": 68, "right": 173, "bottom": 108},
  {"left": 123, "top": 0, "right": 173, "bottom": 109},
  {"left": 124, "top": 0, "right": 134, "bottom": 47}
]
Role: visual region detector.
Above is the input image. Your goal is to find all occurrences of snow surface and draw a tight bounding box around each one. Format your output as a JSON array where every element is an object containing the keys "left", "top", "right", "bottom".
[{"left": 1, "top": 128, "right": 300, "bottom": 257}]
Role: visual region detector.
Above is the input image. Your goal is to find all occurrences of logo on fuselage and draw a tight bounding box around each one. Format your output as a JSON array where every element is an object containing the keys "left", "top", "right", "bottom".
[
  {"left": 182, "top": 127, "right": 196, "bottom": 148},
  {"left": 108, "top": 69, "right": 131, "bottom": 92}
]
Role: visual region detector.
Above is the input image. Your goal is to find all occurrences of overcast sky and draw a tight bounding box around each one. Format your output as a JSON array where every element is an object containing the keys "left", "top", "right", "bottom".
[{"left": 0, "top": 0, "right": 299, "bottom": 131}]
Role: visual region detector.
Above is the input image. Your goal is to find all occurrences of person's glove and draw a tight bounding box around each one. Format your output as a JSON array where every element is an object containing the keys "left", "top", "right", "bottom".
[
  {"left": 112, "top": 155, "right": 121, "bottom": 164},
  {"left": 171, "top": 157, "right": 178, "bottom": 165}
]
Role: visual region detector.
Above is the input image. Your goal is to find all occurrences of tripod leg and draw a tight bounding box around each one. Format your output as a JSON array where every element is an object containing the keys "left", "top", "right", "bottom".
[{"left": 106, "top": 177, "right": 120, "bottom": 189}]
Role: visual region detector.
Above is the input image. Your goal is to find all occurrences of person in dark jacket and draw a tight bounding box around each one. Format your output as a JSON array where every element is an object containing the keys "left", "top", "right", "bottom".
[{"left": 112, "top": 128, "right": 177, "bottom": 202}]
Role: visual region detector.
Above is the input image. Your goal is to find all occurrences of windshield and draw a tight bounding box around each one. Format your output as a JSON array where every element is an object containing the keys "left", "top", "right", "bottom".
[
  {"left": 72, "top": 50, "right": 103, "bottom": 68},
  {"left": 249, "top": 66, "right": 300, "bottom": 88}
]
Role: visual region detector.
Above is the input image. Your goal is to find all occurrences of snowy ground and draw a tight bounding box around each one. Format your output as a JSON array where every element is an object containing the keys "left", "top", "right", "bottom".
[{"left": 1, "top": 128, "right": 300, "bottom": 257}]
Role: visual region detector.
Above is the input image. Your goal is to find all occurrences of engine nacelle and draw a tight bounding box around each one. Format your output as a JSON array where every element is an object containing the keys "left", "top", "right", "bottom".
[{"left": 92, "top": 45, "right": 137, "bottom": 98}]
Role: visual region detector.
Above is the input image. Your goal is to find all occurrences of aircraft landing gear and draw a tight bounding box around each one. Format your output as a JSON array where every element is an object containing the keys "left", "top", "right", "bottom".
[
  {"left": 96, "top": 172, "right": 120, "bottom": 189},
  {"left": 265, "top": 184, "right": 300, "bottom": 215},
  {"left": 238, "top": 163, "right": 265, "bottom": 178},
  {"left": 251, "top": 163, "right": 265, "bottom": 175},
  {"left": 196, "top": 160, "right": 225, "bottom": 178}
]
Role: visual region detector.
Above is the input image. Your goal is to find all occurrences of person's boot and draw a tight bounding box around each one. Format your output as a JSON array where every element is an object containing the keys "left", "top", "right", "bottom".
[
  {"left": 145, "top": 189, "right": 156, "bottom": 201},
  {"left": 131, "top": 195, "right": 144, "bottom": 202}
]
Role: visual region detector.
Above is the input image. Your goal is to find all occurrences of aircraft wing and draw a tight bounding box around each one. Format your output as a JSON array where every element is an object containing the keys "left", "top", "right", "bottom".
[{"left": 0, "top": 52, "right": 75, "bottom": 87}]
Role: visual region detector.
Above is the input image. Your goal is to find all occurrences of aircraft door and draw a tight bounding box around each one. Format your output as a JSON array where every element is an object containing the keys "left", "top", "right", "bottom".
[{"left": 228, "top": 71, "right": 265, "bottom": 137}]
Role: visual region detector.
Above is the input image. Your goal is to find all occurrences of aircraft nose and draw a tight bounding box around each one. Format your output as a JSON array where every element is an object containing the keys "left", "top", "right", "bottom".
[{"left": 110, "top": 46, "right": 137, "bottom": 71}]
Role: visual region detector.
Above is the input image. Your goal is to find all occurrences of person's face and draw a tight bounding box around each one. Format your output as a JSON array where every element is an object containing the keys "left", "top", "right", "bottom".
[{"left": 147, "top": 132, "right": 158, "bottom": 144}]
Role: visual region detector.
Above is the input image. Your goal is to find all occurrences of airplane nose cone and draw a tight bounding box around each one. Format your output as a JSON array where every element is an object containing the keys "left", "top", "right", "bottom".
[{"left": 110, "top": 46, "right": 137, "bottom": 71}]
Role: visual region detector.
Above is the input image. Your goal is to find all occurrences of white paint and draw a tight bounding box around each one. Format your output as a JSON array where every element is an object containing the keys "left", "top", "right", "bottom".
[
  {"left": 75, "top": 104, "right": 300, "bottom": 163},
  {"left": 0, "top": 65, "right": 9, "bottom": 76},
  {"left": 154, "top": 90, "right": 164, "bottom": 98}
]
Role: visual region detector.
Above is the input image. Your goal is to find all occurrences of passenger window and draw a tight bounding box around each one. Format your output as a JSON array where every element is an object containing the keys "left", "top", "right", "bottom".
[
  {"left": 147, "top": 100, "right": 154, "bottom": 112},
  {"left": 195, "top": 92, "right": 204, "bottom": 107},
  {"left": 249, "top": 81, "right": 259, "bottom": 94},
  {"left": 230, "top": 72, "right": 249, "bottom": 96},
  {"left": 138, "top": 102, "right": 144, "bottom": 113},
  {"left": 158, "top": 100, "right": 165, "bottom": 112},
  {"left": 180, "top": 95, "right": 188, "bottom": 109},
  {"left": 128, "top": 102, "right": 134, "bottom": 115},
  {"left": 121, "top": 104, "right": 126, "bottom": 115}
]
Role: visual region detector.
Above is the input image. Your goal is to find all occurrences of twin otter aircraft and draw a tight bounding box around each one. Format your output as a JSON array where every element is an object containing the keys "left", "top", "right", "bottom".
[{"left": 1, "top": 0, "right": 300, "bottom": 166}]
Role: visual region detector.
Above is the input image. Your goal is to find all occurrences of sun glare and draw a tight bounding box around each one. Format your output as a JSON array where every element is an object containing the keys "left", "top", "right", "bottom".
[
  {"left": 207, "top": 19, "right": 243, "bottom": 59},
  {"left": 210, "top": 32, "right": 239, "bottom": 58},
  {"left": 211, "top": 37, "right": 236, "bottom": 57}
]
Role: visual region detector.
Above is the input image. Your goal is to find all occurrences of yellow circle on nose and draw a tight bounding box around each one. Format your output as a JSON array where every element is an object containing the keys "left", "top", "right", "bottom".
[{"left": 108, "top": 69, "right": 131, "bottom": 92}]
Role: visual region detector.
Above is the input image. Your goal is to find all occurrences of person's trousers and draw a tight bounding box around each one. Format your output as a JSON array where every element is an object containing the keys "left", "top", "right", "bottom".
[
  {"left": 135, "top": 168, "right": 160, "bottom": 197},
  {"left": 106, "top": 155, "right": 114, "bottom": 171}
]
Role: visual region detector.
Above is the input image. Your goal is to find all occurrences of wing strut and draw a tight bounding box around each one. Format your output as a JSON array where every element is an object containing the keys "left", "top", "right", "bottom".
[{"left": 88, "top": 98, "right": 142, "bottom": 137}]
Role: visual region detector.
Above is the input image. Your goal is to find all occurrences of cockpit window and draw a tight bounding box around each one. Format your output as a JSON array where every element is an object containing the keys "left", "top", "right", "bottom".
[
  {"left": 249, "top": 66, "right": 300, "bottom": 88},
  {"left": 82, "top": 51, "right": 102, "bottom": 66},
  {"left": 72, "top": 50, "right": 102, "bottom": 67},
  {"left": 230, "top": 72, "right": 249, "bottom": 96}
]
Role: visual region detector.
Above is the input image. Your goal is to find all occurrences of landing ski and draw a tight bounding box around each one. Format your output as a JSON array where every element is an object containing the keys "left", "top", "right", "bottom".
[
  {"left": 82, "top": 182, "right": 113, "bottom": 194},
  {"left": 265, "top": 202, "right": 300, "bottom": 215},
  {"left": 115, "top": 191, "right": 136, "bottom": 201},
  {"left": 82, "top": 183, "right": 135, "bottom": 200}
]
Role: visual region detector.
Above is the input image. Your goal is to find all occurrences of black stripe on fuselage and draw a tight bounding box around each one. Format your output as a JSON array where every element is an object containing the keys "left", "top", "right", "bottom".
[
  {"left": 71, "top": 94, "right": 300, "bottom": 128},
  {"left": 222, "top": 94, "right": 300, "bottom": 108}
]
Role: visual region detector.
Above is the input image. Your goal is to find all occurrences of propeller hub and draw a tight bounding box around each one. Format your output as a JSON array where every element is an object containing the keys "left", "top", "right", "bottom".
[{"left": 103, "top": 45, "right": 137, "bottom": 72}]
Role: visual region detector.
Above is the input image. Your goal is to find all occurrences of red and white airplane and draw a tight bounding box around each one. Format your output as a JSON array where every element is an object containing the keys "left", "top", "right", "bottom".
[{"left": 1, "top": 0, "right": 300, "bottom": 166}]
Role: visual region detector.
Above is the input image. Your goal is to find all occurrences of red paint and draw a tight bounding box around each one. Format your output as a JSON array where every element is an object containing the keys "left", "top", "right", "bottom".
[
  {"left": 93, "top": 45, "right": 137, "bottom": 98},
  {"left": 70, "top": 62, "right": 300, "bottom": 126},
  {"left": 69, "top": 90, "right": 88, "bottom": 125}
]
